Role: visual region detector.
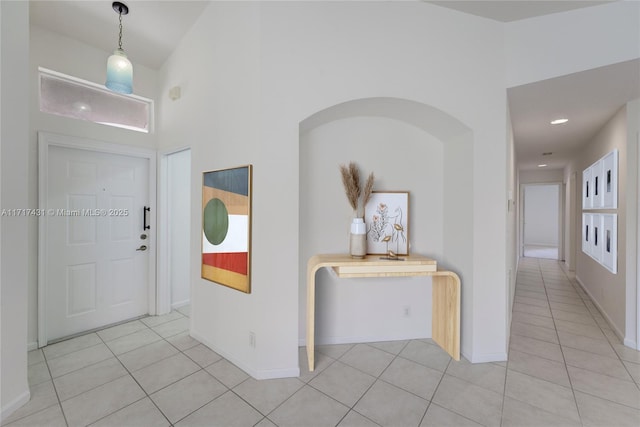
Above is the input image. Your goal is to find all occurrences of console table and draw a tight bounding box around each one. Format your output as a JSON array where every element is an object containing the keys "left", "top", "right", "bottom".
[{"left": 306, "top": 254, "right": 460, "bottom": 371}]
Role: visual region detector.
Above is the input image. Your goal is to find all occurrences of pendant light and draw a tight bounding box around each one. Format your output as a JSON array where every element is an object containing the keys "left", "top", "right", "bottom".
[{"left": 105, "top": 2, "right": 133, "bottom": 94}]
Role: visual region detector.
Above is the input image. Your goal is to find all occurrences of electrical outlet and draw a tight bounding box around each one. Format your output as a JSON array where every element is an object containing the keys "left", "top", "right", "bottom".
[
  {"left": 249, "top": 331, "right": 256, "bottom": 348},
  {"left": 403, "top": 306, "right": 411, "bottom": 317}
]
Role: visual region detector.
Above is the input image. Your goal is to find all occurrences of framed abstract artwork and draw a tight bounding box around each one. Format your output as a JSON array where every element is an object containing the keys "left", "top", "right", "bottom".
[
  {"left": 582, "top": 167, "right": 592, "bottom": 209},
  {"left": 592, "top": 160, "right": 603, "bottom": 208},
  {"left": 582, "top": 213, "right": 591, "bottom": 256},
  {"left": 602, "top": 213, "right": 617, "bottom": 274},
  {"left": 202, "top": 165, "right": 252, "bottom": 293},
  {"left": 364, "top": 191, "right": 409, "bottom": 255},
  {"left": 602, "top": 149, "right": 618, "bottom": 209},
  {"left": 582, "top": 212, "right": 617, "bottom": 274},
  {"left": 583, "top": 149, "right": 618, "bottom": 210},
  {"left": 591, "top": 214, "right": 602, "bottom": 262}
]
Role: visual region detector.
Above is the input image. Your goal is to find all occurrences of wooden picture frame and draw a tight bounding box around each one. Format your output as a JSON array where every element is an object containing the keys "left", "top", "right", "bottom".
[
  {"left": 201, "top": 165, "right": 252, "bottom": 293},
  {"left": 364, "top": 191, "right": 409, "bottom": 255}
]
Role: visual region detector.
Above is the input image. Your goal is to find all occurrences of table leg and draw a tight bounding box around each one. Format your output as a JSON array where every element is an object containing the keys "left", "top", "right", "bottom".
[
  {"left": 306, "top": 268, "right": 316, "bottom": 371},
  {"left": 432, "top": 273, "right": 461, "bottom": 360}
]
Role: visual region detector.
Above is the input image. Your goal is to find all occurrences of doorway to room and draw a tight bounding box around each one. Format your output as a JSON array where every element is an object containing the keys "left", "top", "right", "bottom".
[
  {"left": 522, "top": 183, "right": 561, "bottom": 260},
  {"left": 157, "top": 147, "right": 192, "bottom": 314}
]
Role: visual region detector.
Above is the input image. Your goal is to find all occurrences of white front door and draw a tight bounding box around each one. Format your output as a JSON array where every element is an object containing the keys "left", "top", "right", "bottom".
[{"left": 44, "top": 144, "right": 150, "bottom": 341}]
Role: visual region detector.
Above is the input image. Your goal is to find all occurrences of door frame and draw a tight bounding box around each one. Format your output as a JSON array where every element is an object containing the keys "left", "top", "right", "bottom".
[
  {"left": 519, "top": 182, "right": 563, "bottom": 259},
  {"left": 156, "top": 146, "right": 192, "bottom": 315},
  {"left": 38, "top": 131, "right": 157, "bottom": 347}
]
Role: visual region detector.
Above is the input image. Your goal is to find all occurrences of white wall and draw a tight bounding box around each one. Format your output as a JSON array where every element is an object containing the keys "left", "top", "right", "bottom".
[
  {"left": 626, "top": 98, "right": 640, "bottom": 348},
  {"left": 519, "top": 169, "right": 564, "bottom": 184},
  {"left": 523, "top": 185, "right": 559, "bottom": 247},
  {"left": 158, "top": 2, "right": 269, "bottom": 378},
  {"left": 569, "top": 106, "right": 628, "bottom": 337},
  {"left": 168, "top": 149, "right": 191, "bottom": 308},
  {"left": 506, "top": 107, "right": 518, "bottom": 343},
  {"left": 506, "top": 0, "right": 640, "bottom": 87},
  {"left": 158, "top": 1, "right": 509, "bottom": 377},
  {"left": 300, "top": 115, "right": 444, "bottom": 344},
  {"left": 26, "top": 26, "right": 158, "bottom": 347},
  {"left": 1, "top": 1, "right": 30, "bottom": 420}
]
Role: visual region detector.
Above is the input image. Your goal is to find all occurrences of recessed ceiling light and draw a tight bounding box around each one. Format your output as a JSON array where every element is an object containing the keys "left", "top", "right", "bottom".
[
  {"left": 538, "top": 164, "right": 547, "bottom": 168},
  {"left": 550, "top": 118, "right": 568, "bottom": 125}
]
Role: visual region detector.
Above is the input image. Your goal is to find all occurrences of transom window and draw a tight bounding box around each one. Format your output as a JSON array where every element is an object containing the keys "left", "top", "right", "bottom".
[{"left": 39, "top": 67, "right": 152, "bottom": 133}]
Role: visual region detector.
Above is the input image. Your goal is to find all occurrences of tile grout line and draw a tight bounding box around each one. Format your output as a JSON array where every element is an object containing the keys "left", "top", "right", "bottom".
[
  {"left": 36, "top": 348, "right": 70, "bottom": 427},
  {"left": 507, "top": 260, "right": 583, "bottom": 425},
  {"left": 539, "top": 258, "right": 585, "bottom": 427},
  {"left": 559, "top": 264, "right": 640, "bottom": 385},
  {"left": 50, "top": 313, "right": 192, "bottom": 426},
  {"left": 562, "top": 267, "right": 640, "bottom": 390},
  {"left": 90, "top": 323, "right": 174, "bottom": 427},
  {"left": 418, "top": 356, "right": 451, "bottom": 427},
  {"left": 510, "top": 261, "right": 640, "bottom": 417}
]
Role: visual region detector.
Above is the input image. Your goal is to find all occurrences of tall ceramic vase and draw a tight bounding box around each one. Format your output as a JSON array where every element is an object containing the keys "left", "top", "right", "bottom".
[{"left": 350, "top": 217, "right": 367, "bottom": 258}]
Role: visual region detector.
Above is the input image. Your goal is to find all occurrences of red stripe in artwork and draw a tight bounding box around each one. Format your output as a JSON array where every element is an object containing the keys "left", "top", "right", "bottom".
[{"left": 203, "top": 253, "right": 248, "bottom": 275}]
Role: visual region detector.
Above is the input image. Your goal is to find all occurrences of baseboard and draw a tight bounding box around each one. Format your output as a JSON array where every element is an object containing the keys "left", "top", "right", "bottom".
[
  {"left": 574, "top": 275, "right": 625, "bottom": 340},
  {"left": 1, "top": 390, "right": 30, "bottom": 423},
  {"left": 171, "top": 300, "right": 190, "bottom": 310},
  {"left": 298, "top": 333, "right": 429, "bottom": 347},
  {"left": 624, "top": 337, "right": 639, "bottom": 350},
  {"left": 191, "top": 331, "right": 299, "bottom": 380},
  {"left": 464, "top": 351, "right": 508, "bottom": 363},
  {"left": 27, "top": 341, "right": 38, "bottom": 351}
]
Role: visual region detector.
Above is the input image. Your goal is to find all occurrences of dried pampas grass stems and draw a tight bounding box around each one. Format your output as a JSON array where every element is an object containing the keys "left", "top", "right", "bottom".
[
  {"left": 340, "top": 162, "right": 360, "bottom": 212},
  {"left": 362, "top": 172, "right": 374, "bottom": 207},
  {"left": 340, "top": 162, "right": 374, "bottom": 217}
]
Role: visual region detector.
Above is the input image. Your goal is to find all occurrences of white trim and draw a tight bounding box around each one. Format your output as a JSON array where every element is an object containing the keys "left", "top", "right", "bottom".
[
  {"left": 171, "top": 300, "right": 191, "bottom": 310},
  {"left": 38, "top": 67, "right": 154, "bottom": 134},
  {"left": 37, "top": 131, "right": 157, "bottom": 347},
  {"left": 157, "top": 146, "right": 192, "bottom": 315},
  {"left": 298, "top": 333, "right": 430, "bottom": 347},
  {"left": 520, "top": 182, "right": 563, "bottom": 259},
  {"left": 464, "top": 351, "right": 508, "bottom": 363},
  {"left": 38, "top": 67, "right": 153, "bottom": 104},
  {"left": 637, "top": 129, "right": 640, "bottom": 350},
  {"left": 27, "top": 341, "right": 38, "bottom": 352},
  {"left": 0, "top": 390, "right": 31, "bottom": 423},
  {"left": 575, "top": 275, "right": 625, "bottom": 341},
  {"left": 191, "top": 331, "right": 300, "bottom": 380}
]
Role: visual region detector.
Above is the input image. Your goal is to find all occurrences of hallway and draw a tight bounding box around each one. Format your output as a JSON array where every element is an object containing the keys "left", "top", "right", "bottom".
[{"left": 3, "top": 258, "right": 639, "bottom": 426}]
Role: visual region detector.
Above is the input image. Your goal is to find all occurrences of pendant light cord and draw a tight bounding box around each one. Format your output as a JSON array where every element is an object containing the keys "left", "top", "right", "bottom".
[{"left": 118, "top": 11, "right": 123, "bottom": 50}]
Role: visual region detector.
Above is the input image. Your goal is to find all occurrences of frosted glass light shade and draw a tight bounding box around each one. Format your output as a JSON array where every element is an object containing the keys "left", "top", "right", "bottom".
[{"left": 105, "top": 48, "right": 133, "bottom": 94}]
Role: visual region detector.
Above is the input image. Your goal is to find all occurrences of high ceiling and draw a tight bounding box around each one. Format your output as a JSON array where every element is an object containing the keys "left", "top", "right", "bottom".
[
  {"left": 29, "top": 1, "right": 209, "bottom": 70},
  {"left": 29, "top": 1, "right": 636, "bottom": 172},
  {"left": 509, "top": 59, "right": 640, "bottom": 170},
  {"left": 427, "top": 0, "right": 615, "bottom": 22}
]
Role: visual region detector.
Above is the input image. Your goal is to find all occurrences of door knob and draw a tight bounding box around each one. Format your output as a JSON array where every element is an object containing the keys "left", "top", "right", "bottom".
[{"left": 136, "top": 245, "right": 148, "bottom": 251}]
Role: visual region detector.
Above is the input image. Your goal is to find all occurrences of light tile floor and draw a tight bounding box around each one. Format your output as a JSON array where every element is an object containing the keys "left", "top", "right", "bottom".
[{"left": 4, "top": 259, "right": 640, "bottom": 426}]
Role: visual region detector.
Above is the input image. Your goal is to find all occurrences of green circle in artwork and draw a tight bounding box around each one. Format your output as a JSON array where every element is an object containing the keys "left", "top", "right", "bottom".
[{"left": 203, "top": 198, "right": 229, "bottom": 245}]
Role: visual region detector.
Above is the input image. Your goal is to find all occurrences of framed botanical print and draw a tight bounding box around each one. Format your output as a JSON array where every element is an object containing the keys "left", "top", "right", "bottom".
[{"left": 364, "top": 191, "right": 409, "bottom": 255}]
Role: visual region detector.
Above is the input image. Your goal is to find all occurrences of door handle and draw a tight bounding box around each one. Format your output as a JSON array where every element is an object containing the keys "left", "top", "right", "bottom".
[
  {"left": 136, "top": 245, "right": 148, "bottom": 251},
  {"left": 143, "top": 206, "right": 151, "bottom": 230}
]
